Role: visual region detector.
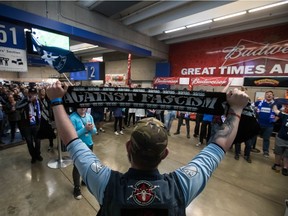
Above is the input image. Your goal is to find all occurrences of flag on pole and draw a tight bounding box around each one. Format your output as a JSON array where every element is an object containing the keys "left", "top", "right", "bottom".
[
  {"left": 31, "top": 34, "right": 85, "bottom": 73},
  {"left": 126, "top": 53, "right": 132, "bottom": 87}
]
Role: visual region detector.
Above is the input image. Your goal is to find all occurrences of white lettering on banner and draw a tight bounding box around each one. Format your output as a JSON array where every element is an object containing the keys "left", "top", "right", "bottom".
[
  {"left": 191, "top": 77, "right": 228, "bottom": 86},
  {"left": 224, "top": 40, "right": 288, "bottom": 60},
  {"left": 181, "top": 67, "right": 216, "bottom": 75}
]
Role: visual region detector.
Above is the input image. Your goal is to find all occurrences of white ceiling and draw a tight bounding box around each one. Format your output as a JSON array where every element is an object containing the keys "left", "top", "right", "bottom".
[{"left": 74, "top": 0, "right": 288, "bottom": 58}]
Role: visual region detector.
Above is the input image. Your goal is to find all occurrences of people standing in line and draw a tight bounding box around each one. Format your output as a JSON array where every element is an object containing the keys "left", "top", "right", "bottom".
[
  {"left": 164, "top": 110, "right": 177, "bottom": 136},
  {"left": 46, "top": 81, "right": 249, "bottom": 215},
  {"left": 69, "top": 107, "right": 97, "bottom": 199},
  {"left": 272, "top": 102, "right": 288, "bottom": 176},
  {"left": 174, "top": 111, "right": 191, "bottom": 138},
  {"left": 193, "top": 113, "right": 203, "bottom": 138},
  {"left": 254, "top": 91, "right": 276, "bottom": 157},
  {"left": 113, "top": 107, "right": 124, "bottom": 135},
  {"left": 37, "top": 88, "right": 56, "bottom": 151},
  {"left": 18, "top": 87, "right": 42, "bottom": 164},
  {"left": 196, "top": 113, "right": 213, "bottom": 147}
]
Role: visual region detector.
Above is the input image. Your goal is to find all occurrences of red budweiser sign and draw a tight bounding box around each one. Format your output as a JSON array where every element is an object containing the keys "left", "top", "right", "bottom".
[
  {"left": 170, "top": 24, "right": 288, "bottom": 77},
  {"left": 191, "top": 77, "right": 228, "bottom": 86},
  {"left": 154, "top": 77, "right": 179, "bottom": 85}
]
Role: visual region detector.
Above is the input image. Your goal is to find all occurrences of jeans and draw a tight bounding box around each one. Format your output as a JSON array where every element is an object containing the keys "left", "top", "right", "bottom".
[
  {"left": 164, "top": 111, "right": 176, "bottom": 132},
  {"left": 260, "top": 126, "right": 274, "bottom": 153}
]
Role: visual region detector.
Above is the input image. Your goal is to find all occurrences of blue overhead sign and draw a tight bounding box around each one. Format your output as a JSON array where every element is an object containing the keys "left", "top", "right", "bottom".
[{"left": 0, "top": 21, "right": 26, "bottom": 49}]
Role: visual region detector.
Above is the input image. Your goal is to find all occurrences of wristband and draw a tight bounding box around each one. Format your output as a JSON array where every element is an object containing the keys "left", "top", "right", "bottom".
[
  {"left": 50, "top": 98, "right": 62, "bottom": 104},
  {"left": 51, "top": 101, "right": 63, "bottom": 107},
  {"left": 228, "top": 112, "right": 241, "bottom": 120}
]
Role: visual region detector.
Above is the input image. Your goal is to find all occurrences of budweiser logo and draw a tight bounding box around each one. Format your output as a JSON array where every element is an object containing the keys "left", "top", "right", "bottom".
[
  {"left": 222, "top": 39, "right": 288, "bottom": 66},
  {"left": 191, "top": 77, "right": 228, "bottom": 86},
  {"left": 154, "top": 78, "right": 178, "bottom": 84}
]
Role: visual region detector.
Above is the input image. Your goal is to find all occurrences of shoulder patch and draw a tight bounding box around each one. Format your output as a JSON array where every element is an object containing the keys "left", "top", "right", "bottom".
[
  {"left": 90, "top": 161, "right": 104, "bottom": 174},
  {"left": 180, "top": 165, "right": 198, "bottom": 179}
]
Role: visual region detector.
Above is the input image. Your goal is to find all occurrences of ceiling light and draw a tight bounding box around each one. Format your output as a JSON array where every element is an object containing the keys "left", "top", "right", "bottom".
[
  {"left": 186, "top": 20, "right": 213, "bottom": 28},
  {"left": 164, "top": 26, "right": 186, "bottom": 34},
  {"left": 213, "top": 11, "right": 247, "bottom": 21},
  {"left": 70, "top": 43, "right": 98, "bottom": 52},
  {"left": 248, "top": 0, "right": 288, "bottom": 13}
]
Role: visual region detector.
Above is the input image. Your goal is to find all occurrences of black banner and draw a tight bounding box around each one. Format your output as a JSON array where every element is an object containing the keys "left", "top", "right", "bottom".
[
  {"left": 244, "top": 77, "right": 288, "bottom": 87},
  {"left": 63, "top": 86, "right": 227, "bottom": 115}
]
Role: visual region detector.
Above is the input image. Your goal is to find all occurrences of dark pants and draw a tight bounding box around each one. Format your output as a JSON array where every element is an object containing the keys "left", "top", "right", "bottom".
[
  {"left": 176, "top": 114, "right": 190, "bottom": 135},
  {"left": 194, "top": 113, "right": 203, "bottom": 136},
  {"left": 22, "top": 125, "right": 41, "bottom": 159},
  {"left": 114, "top": 117, "right": 123, "bottom": 131},
  {"left": 73, "top": 145, "right": 93, "bottom": 187},
  {"left": 199, "top": 120, "right": 211, "bottom": 143},
  {"left": 127, "top": 113, "right": 135, "bottom": 126},
  {"left": 235, "top": 139, "right": 252, "bottom": 157}
]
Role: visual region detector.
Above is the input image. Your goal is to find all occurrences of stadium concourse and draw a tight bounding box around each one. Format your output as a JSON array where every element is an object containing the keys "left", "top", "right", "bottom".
[{"left": 0, "top": 120, "right": 287, "bottom": 216}]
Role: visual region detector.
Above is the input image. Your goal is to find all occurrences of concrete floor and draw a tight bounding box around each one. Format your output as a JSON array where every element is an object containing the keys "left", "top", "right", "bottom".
[{"left": 0, "top": 120, "right": 287, "bottom": 216}]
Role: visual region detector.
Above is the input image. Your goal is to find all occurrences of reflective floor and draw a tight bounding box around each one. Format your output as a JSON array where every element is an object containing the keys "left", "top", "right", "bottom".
[{"left": 1, "top": 120, "right": 287, "bottom": 216}]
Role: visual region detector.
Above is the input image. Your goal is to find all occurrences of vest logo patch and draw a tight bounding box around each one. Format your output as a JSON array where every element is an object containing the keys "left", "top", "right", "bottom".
[
  {"left": 180, "top": 165, "right": 198, "bottom": 178},
  {"left": 127, "top": 180, "right": 160, "bottom": 206},
  {"left": 90, "top": 161, "right": 104, "bottom": 174}
]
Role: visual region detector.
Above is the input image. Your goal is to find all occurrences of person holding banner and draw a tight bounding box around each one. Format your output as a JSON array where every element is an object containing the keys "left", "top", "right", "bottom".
[{"left": 46, "top": 81, "right": 249, "bottom": 215}]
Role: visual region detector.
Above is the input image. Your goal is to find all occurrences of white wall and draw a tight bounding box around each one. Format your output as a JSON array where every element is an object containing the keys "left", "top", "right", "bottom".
[{"left": 105, "top": 58, "right": 157, "bottom": 81}]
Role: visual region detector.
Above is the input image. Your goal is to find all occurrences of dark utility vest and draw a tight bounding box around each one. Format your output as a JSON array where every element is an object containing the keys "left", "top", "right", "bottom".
[{"left": 97, "top": 169, "right": 186, "bottom": 216}]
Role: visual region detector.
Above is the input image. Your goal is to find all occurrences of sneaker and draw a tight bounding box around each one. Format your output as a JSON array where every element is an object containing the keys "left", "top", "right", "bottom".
[
  {"left": 263, "top": 152, "right": 269, "bottom": 158},
  {"left": 251, "top": 148, "right": 260, "bottom": 153},
  {"left": 196, "top": 142, "right": 202, "bottom": 147},
  {"left": 115, "top": 131, "right": 119, "bottom": 135},
  {"left": 187, "top": 134, "right": 190, "bottom": 139},
  {"left": 282, "top": 168, "right": 288, "bottom": 176},
  {"left": 234, "top": 155, "right": 240, "bottom": 160},
  {"left": 193, "top": 134, "right": 198, "bottom": 138},
  {"left": 244, "top": 156, "right": 252, "bottom": 163},
  {"left": 99, "top": 128, "right": 105, "bottom": 132},
  {"left": 272, "top": 164, "right": 281, "bottom": 172},
  {"left": 120, "top": 130, "right": 124, "bottom": 135},
  {"left": 174, "top": 132, "right": 180, "bottom": 135},
  {"left": 73, "top": 186, "right": 82, "bottom": 200}
]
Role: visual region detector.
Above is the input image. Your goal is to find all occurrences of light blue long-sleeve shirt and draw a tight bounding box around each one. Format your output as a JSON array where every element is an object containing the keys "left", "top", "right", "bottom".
[
  {"left": 69, "top": 112, "right": 97, "bottom": 147},
  {"left": 67, "top": 139, "right": 225, "bottom": 206}
]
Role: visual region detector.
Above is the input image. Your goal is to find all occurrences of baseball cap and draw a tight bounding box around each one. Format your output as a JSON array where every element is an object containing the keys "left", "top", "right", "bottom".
[
  {"left": 130, "top": 117, "right": 168, "bottom": 159},
  {"left": 28, "top": 87, "right": 37, "bottom": 94}
]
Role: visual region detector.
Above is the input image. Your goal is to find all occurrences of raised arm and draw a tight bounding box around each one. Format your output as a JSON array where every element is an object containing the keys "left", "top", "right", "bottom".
[
  {"left": 210, "top": 88, "right": 249, "bottom": 152},
  {"left": 46, "top": 81, "right": 77, "bottom": 145}
]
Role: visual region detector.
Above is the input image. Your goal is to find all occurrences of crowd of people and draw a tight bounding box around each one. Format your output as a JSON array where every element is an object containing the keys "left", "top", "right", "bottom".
[{"left": 0, "top": 80, "right": 287, "bottom": 209}]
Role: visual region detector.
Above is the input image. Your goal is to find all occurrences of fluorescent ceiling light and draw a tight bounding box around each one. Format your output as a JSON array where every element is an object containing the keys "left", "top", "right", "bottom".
[
  {"left": 186, "top": 20, "right": 213, "bottom": 28},
  {"left": 248, "top": 0, "right": 288, "bottom": 13},
  {"left": 70, "top": 43, "right": 98, "bottom": 52},
  {"left": 214, "top": 11, "right": 247, "bottom": 21},
  {"left": 164, "top": 26, "right": 186, "bottom": 34}
]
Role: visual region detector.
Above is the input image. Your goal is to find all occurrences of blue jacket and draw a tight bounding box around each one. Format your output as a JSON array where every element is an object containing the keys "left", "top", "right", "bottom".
[{"left": 69, "top": 112, "right": 97, "bottom": 147}]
